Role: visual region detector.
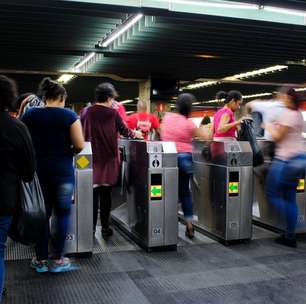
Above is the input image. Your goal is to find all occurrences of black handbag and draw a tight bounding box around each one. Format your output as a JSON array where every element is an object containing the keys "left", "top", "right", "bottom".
[
  {"left": 238, "top": 119, "right": 264, "bottom": 167},
  {"left": 9, "top": 173, "right": 47, "bottom": 245}
]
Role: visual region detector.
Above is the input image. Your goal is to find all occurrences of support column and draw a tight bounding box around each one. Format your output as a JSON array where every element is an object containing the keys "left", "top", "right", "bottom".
[{"left": 139, "top": 79, "right": 151, "bottom": 112}]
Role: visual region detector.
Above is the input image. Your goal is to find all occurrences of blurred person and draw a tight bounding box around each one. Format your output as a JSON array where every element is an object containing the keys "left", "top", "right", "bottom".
[
  {"left": 17, "top": 93, "right": 44, "bottom": 118},
  {"left": 22, "top": 77, "right": 85, "bottom": 273},
  {"left": 245, "top": 95, "right": 285, "bottom": 140},
  {"left": 200, "top": 115, "right": 211, "bottom": 126},
  {"left": 264, "top": 87, "right": 306, "bottom": 247},
  {"left": 161, "top": 93, "right": 211, "bottom": 239},
  {"left": 127, "top": 100, "right": 159, "bottom": 140},
  {"left": 0, "top": 75, "right": 36, "bottom": 299},
  {"left": 81, "top": 83, "right": 142, "bottom": 239},
  {"left": 213, "top": 91, "right": 244, "bottom": 141}
]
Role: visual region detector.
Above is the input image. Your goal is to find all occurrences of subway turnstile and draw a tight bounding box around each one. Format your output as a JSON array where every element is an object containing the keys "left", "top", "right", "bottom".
[
  {"left": 111, "top": 140, "right": 178, "bottom": 251},
  {"left": 52, "top": 142, "right": 93, "bottom": 257},
  {"left": 192, "top": 140, "right": 253, "bottom": 243},
  {"left": 253, "top": 140, "right": 306, "bottom": 233}
]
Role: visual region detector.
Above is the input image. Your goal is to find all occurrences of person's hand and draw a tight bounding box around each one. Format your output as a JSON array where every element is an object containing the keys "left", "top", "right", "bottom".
[
  {"left": 237, "top": 115, "right": 252, "bottom": 125},
  {"left": 134, "top": 130, "right": 143, "bottom": 139}
]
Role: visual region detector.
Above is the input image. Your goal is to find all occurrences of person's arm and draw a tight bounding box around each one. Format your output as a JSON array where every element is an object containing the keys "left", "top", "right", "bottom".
[
  {"left": 70, "top": 119, "right": 85, "bottom": 153},
  {"left": 192, "top": 125, "right": 212, "bottom": 140},
  {"left": 264, "top": 123, "right": 289, "bottom": 142},
  {"left": 115, "top": 112, "right": 142, "bottom": 138},
  {"left": 217, "top": 113, "right": 241, "bottom": 133},
  {"left": 151, "top": 114, "right": 160, "bottom": 135}
]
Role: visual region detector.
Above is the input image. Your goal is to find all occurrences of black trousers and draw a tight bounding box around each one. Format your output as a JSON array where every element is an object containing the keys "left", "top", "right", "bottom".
[{"left": 93, "top": 186, "right": 112, "bottom": 230}]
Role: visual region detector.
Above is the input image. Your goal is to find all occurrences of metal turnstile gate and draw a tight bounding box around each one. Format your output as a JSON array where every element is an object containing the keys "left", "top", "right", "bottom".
[
  {"left": 192, "top": 140, "right": 254, "bottom": 243},
  {"left": 253, "top": 140, "right": 306, "bottom": 233},
  {"left": 53, "top": 142, "right": 93, "bottom": 257},
  {"left": 111, "top": 140, "right": 178, "bottom": 251}
]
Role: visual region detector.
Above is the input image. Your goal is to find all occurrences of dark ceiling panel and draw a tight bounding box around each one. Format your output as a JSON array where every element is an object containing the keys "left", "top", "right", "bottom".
[{"left": 1, "top": 0, "right": 306, "bottom": 103}]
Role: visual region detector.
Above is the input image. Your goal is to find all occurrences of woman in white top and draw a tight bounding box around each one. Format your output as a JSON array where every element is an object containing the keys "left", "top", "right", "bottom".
[{"left": 264, "top": 87, "right": 305, "bottom": 248}]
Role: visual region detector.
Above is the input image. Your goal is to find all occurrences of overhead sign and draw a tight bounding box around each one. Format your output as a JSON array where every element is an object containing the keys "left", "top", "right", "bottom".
[
  {"left": 151, "top": 185, "right": 162, "bottom": 199},
  {"left": 229, "top": 182, "right": 239, "bottom": 195},
  {"left": 297, "top": 179, "right": 305, "bottom": 192}
]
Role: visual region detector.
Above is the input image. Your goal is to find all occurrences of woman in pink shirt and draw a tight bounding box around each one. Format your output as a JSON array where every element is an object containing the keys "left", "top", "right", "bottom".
[
  {"left": 161, "top": 93, "right": 209, "bottom": 238},
  {"left": 213, "top": 91, "right": 243, "bottom": 141},
  {"left": 265, "top": 87, "right": 305, "bottom": 248}
]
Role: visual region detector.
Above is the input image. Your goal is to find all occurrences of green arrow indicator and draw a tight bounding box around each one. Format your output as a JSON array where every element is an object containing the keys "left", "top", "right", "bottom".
[
  {"left": 229, "top": 182, "right": 239, "bottom": 193},
  {"left": 151, "top": 186, "right": 162, "bottom": 196}
]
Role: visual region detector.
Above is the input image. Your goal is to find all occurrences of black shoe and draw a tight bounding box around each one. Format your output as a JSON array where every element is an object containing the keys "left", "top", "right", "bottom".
[
  {"left": 102, "top": 227, "right": 113, "bottom": 239},
  {"left": 275, "top": 235, "right": 297, "bottom": 248},
  {"left": 185, "top": 226, "right": 195, "bottom": 239},
  {"left": 2, "top": 287, "right": 7, "bottom": 296}
]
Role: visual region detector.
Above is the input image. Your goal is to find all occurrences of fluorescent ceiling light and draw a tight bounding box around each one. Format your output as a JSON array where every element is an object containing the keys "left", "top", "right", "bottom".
[
  {"left": 200, "top": 92, "right": 274, "bottom": 104},
  {"left": 74, "top": 52, "right": 96, "bottom": 71},
  {"left": 295, "top": 87, "right": 306, "bottom": 92},
  {"left": 195, "top": 54, "right": 218, "bottom": 59},
  {"left": 101, "top": 14, "right": 143, "bottom": 48},
  {"left": 126, "top": 111, "right": 135, "bottom": 114},
  {"left": 120, "top": 99, "right": 134, "bottom": 104},
  {"left": 57, "top": 74, "right": 76, "bottom": 84},
  {"left": 192, "top": 102, "right": 201, "bottom": 105},
  {"left": 264, "top": 6, "right": 306, "bottom": 17},
  {"left": 184, "top": 65, "right": 288, "bottom": 90},
  {"left": 185, "top": 81, "right": 219, "bottom": 90},
  {"left": 223, "top": 65, "right": 288, "bottom": 81},
  {"left": 242, "top": 92, "right": 272, "bottom": 99},
  {"left": 159, "top": 0, "right": 257, "bottom": 10}
]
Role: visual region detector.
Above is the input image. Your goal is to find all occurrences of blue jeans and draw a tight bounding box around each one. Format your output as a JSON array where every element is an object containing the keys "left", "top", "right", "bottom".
[
  {"left": 0, "top": 216, "right": 12, "bottom": 303},
  {"left": 35, "top": 179, "right": 74, "bottom": 260},
  {"left": 178, "top": 153, "right": 193, "bottom": 221},
  {"left": 266, "top": 154, "right": 306, "bottom": 235}
]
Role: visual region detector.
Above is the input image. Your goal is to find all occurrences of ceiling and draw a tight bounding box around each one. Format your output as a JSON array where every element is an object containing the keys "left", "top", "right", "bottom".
[{"left": 1, "top": 0, "right": 306, "bottom": 109}]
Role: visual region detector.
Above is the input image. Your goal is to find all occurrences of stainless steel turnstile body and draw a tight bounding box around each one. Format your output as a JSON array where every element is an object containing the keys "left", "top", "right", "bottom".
[
  {"left": 61, "top": 142, "right": 93, "bottom": 257},
  {"left": 192, "top": 140, "right": 253, "bottom": 242},
  {"left": 253, "top": 140, "right": 306, "bottom": 233},
  {"left": 111, "top": 140, "right": 178, "bottom": 251}
]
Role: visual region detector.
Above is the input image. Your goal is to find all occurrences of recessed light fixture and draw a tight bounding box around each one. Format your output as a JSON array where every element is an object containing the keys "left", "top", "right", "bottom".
[
  {"left": 264, "top": 6, "right": 306, "bottom": 17},
  {"left": 57, "top": 74, "right": 76, "bottom": 84},
  {"left": 74, "top": 52, "right": 96, "bottom": 71},
  {"left": 223, "top": 65, "right": 288, "bottom": 81},
  {"left": 184, "top": 81, "right": 219, "bottom": 90},
  {"left": 195, "top": 54, "right": 218, "bottom": 59},
  {"left": 120, "top": 100, "right": 134, "bottom": 104},
  {"left": 100, "top": 14, "right": 143, "bottom": 48},
  {"left": 200, "top": 92, "right": 274, "bottom": 104},
  {"left": 184, "top": 65, "right": 288, "bottom": 90},
  {"left": 159, "top": 0, "right": 257, "bottom": 10},
  {"left": 295, "top": 87, "right": 306, "bottom": 92}
]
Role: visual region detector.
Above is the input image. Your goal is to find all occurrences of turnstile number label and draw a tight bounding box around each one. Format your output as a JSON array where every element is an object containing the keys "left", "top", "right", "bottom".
[
  {"left": 153, "top": 228, "right": 162, "bottom": 235},
  {"left": 297, "top": 179, "right": 305, "bottom": 192},
  {"left": 65, "top": 233, "right": 75, "bottom": 241}
]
